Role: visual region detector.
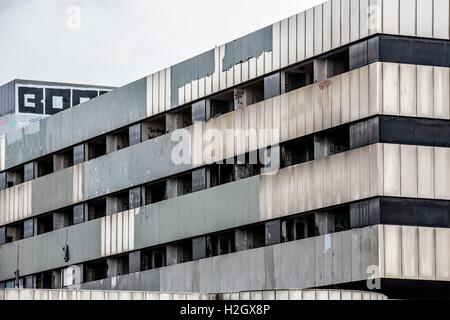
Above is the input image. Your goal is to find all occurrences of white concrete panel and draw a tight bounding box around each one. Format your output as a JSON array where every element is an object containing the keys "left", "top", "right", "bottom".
[
  {"left": 305, "top": 87, "right": 314, "bottom": 134},
  {"left": 350, "top": 69, "right": 360, "bottom": 121},
  {"left": 359, "top": 66, "right": 369, "bottom": 118},
  {"left": 152, "top": 72, "right": 159, "bottom": 115},
  {"left": 297, "top": 89, "right": 306, "bottom": 136},
  {"left": 249, "top": 57, "right": 257, "bottom": 80},
  {"left": 146, "top": 74, "right": 153, "bottom": 117},
  {"left": 219, "top": 45, "right": 227, "bottom": 90},
  {"left": 256, "top": 54, "right": 265, "bottom": 77},
  {"left": 306, "top": 9, "right": 315, "bottom": 58},
  {"left": 288, "top": 16, "right": 297, "bottom": 65},
  {"left": 359, "top": 0, "right": 369, "bottom": 38},
  {"left": 434, "top": 0, "right": 450, "bottom": 39},
  {"left": 185, "top": 82, "right": 192, "bottom": 103},
  {"left": 341, "top": 0, "right": 351, "bottom": 45},
  {"left": 350, "top": 0, "right": 360, "bottom": 42},
  {"left": 198, "top": 77, "right": 205, "bottom": 98},
  {"left": 241, "top": 61, "right": 249, "bottom": 83},
  {"left": 399, "top": 64, "right": 417, "bottom": 117},
  {"left": 212, "top": 47, "right": 220, "bottom": 93},
  {"left": 340, "top": 72, "right": 350, "bottom": 129},
  {"left": 226, "top": 68, "right": 234, "bottom": 88},
  {"left": 401, "top": 226, "right": 419, "bottom": 279},
  {"left": 313, "top": 85, "right": 322, "bottom": 132},
  {"left": 383, "top": 225, "right": 402, "bottom": 278},
  {"left": 383, "top": 144, "right": 401, "bottom": 196},
  {"left": 350, "top": 150, "right": 361, "bottom": 201},
  {"left": 314, "top": 5, "right": 323, "bottom": 55},
  {"left": 369, "top": 63, "right": 382, "bottom": 116},
  {"left": 323, "top": 83, "right": 332, "bottom": 129},
  {"left": 323, "top": 1, "right": 332, "bottom": 52},
  {"left": 359, "top": 147, "right": 371, "bottom": 199},
  {"left": 331, "top": 76, "right": 341, "bottom": 127},
  {"left": 399, "top": 0, "right": 416, "bottom": 36},
  {"left": 400, "top": 145, "right": 418, "bottom": 198},
  {"left": 178, "top": 87, "right": 184, "bottom": 106},
  {"left": 264, "top": 51, "right": 273, "bottom": 74},
  {"left": 383, "top": 0, "right": 400, "bottom": 34},
  {"left": 191, "top": 79, "right": 199, "bottom": 101},
  {"left": 416, "top": 0, "right": 433, "bottom": 37},
  {"left": 297, "top": 12, "right": 306, "bottom": 61},
  {"left": 435, "top": 228, "right": 450, "bottom": 281},
  {"left": 272, "top": 22, "right": 281, "bottom": 71},
  {"left": 417, "top": 146, "right": 435, "bottom": 199},
  {"left": 382, "top": 63, "right": 399, "bottom": 115},
  {"left": 288, "top": 91, "right": 298, "bottom": 139},
  {"left": 417, "top": 66, "right": 434, "bottom": 118},
  {"left": 165, "top": 68, "right": 171, "bottom": 111},
  {"left": 331, "top": 0, "right": 341, "bottom": 49},
  {"left": 433, "top": 67, "right": 450, "bottom": 119},
  {"left": 418, "top": 227, "right": 436, "bottom": 280},
  {"left": 368, "top": 0, "right": 383, "bottom": 35},
  {"left": 158, "top": 70, "right": 166, "bottom": 113},
  {"left": 434, "top": 148, "right": 450, "bottom": 200}
]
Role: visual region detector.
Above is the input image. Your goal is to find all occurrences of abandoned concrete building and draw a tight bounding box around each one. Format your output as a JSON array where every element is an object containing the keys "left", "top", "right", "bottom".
[{"left": 0, "top": 0, "right": 450, "bottom": 300}]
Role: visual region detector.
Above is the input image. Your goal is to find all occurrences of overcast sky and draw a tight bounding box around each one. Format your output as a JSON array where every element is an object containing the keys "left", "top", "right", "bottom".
[{"left": 0, "top": 0, "right": 324, "bottom": 87}]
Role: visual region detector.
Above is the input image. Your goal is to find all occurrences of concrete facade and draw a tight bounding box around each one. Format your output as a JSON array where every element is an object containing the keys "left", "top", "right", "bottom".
[{"left": 0, "top": 0, "right": 449, "bottom": 300}]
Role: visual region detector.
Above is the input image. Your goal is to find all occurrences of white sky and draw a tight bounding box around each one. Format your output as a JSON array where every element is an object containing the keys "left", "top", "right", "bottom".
[{"left": 0, "top": 0, "right": 324, "bottom": 87}]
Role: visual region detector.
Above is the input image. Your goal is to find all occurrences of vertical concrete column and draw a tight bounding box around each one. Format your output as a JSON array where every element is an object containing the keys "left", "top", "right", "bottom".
[
  {"left": 51, "top": 270, "right": 62, "bottom": 289},
  {"left": 106, "top": 196, "right": 119, "bottom": 215},
  {"left": 129, "top": 187, "right": 142, "bottom": 209},
  {"left": 265, "top": 220, "right": 281, "bottom": 246},
  {"left": 314, "top": 58, "right": 334, "bottom": 82},
  {"left": 0, "top": 172, "right": 6, "bottom": 191},
  {"left": 129, "top": 251, "right": 141, "bottom": 273},
  {"left": 53, "top": 212, "right": 69, "bottom": 230},
  {"left": 315, "top": 212, "right": 335, "bottom": 236},
  {"left": 73, "top": 204, "right": 85, "bottom": 225},
  {"left": 106, "top": 134, "right": 118, "bottom": 154},
  {"left": 53, "top": 154, "right": 70, "bottom": 172},
  {"left": 192, "top": 236, "right": 207, "bottom": 260},
  {"left": 0, "top": 226, "right": 5, "bottom": 245},
  {"left": 166, "top": 178, "right": 183, "bottom": 199},
  {"left": 166, "top": 245, "right": 183, "bottom": 266},
  {"left": 314, "top": 135, "right": 329, "bottom": 160},
  {"left": 235, "top": 230, "right": 252, "bottom": 252},
  {"left": 264, "top": 72, "right": 282, "bottom": 100},
  {"left": 129, "top": 123, "right": 142, "bottom": 146},
  {"left": 192, "top": 99, "right": 210, "bottom": 122},
  {"left": 166, "top": 113, "right": 184, "bottom": 132},
  {"left": 192, "top": 167, "right": 210, "bottom": 192},
  {"left": 234, "top": 88, "right": 257, "bottom": 109},
  {"left": 106, "top": 258, "right": 125, "bottom": 278}
]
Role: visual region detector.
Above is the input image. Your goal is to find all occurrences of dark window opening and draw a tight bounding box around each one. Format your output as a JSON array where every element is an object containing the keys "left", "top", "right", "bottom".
[
  {"left": 142, "top": 248, "right": 166, "bottom": 271},
  {"left": 285, "top": 214, "right": 315, "bottom": 242},
  {"left": 87, "top": 136, "right": 107, "bottom": 160},
  {"left": 36, "top": 155, "right": 54, "bottom": 178},
  {"left": 107, "top": 191, "right": 129, "bottom": 215},
  {"left": 144, "top": 181, "right": 167, "bottom": 205},
  {"left": 35, "top": 271, "right": 53, "bottom": 289},
  {"left": 84, "top": 260, "right": 108, "bottom": 283},
  {"left": 314, "top": 126, "right": 350, "bottom": 160},
  {"left": 6, "top": 167, "right": 24, "bottom": 187},
  {"left": 209, "top": 163, "right": 235, "bottom": 187},
  {"left": 36, "top": 214, "right": 53, "bottom": 235},
  {"left": 53, "top": 208, "right": 73, "bottom": 229},
  {"left": 284, "top": 62, "right": 314, "bottom": 93},
  {"left": 281, "top": 136, "right": 314, "bottom": 168},
  {"left": 54, "top": 148, "right": 74, "bottom": 171},
  {"left": 178, "top": 173, "right": 193, "bottom": 196},
  {"left": 5, "top": 223, "right": 23, "bottom": 243},
  {"left": 106, "top": 128, "right": 129, "bottom": 154},
  {"left": 210, "top": 91, "right": 234, "bottom": 118},
  {"left": 86, "top": 198, "right": 106, "bottom": 221},
  {"left": 209, "top": 231, "right": 235, "bottom": 256},
  {"left": 141, "top": 116, "right": 166, "bottom": 142},
  {"left": 334, "top": 207, "right": 351, "bottom": 233}
]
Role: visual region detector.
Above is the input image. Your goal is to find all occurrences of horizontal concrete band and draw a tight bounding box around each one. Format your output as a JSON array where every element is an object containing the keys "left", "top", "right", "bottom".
[
  {"left": 0, "top": 289, "right": 215, "bottom": 301},
  {"left": 0, "top": 288, "right": 386, "bottom": 300},
  {"left": 2, "top": 141, "right": 450, "bottom": 280},
  {"left": 5, "top": 0, "right": 450, "bottom": 171},
  {"left": 79, "top": 225, "right": 449, "bottom": 293},
  {"left": 1, "top": 62, "right": 450, "bottom": 226}
]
